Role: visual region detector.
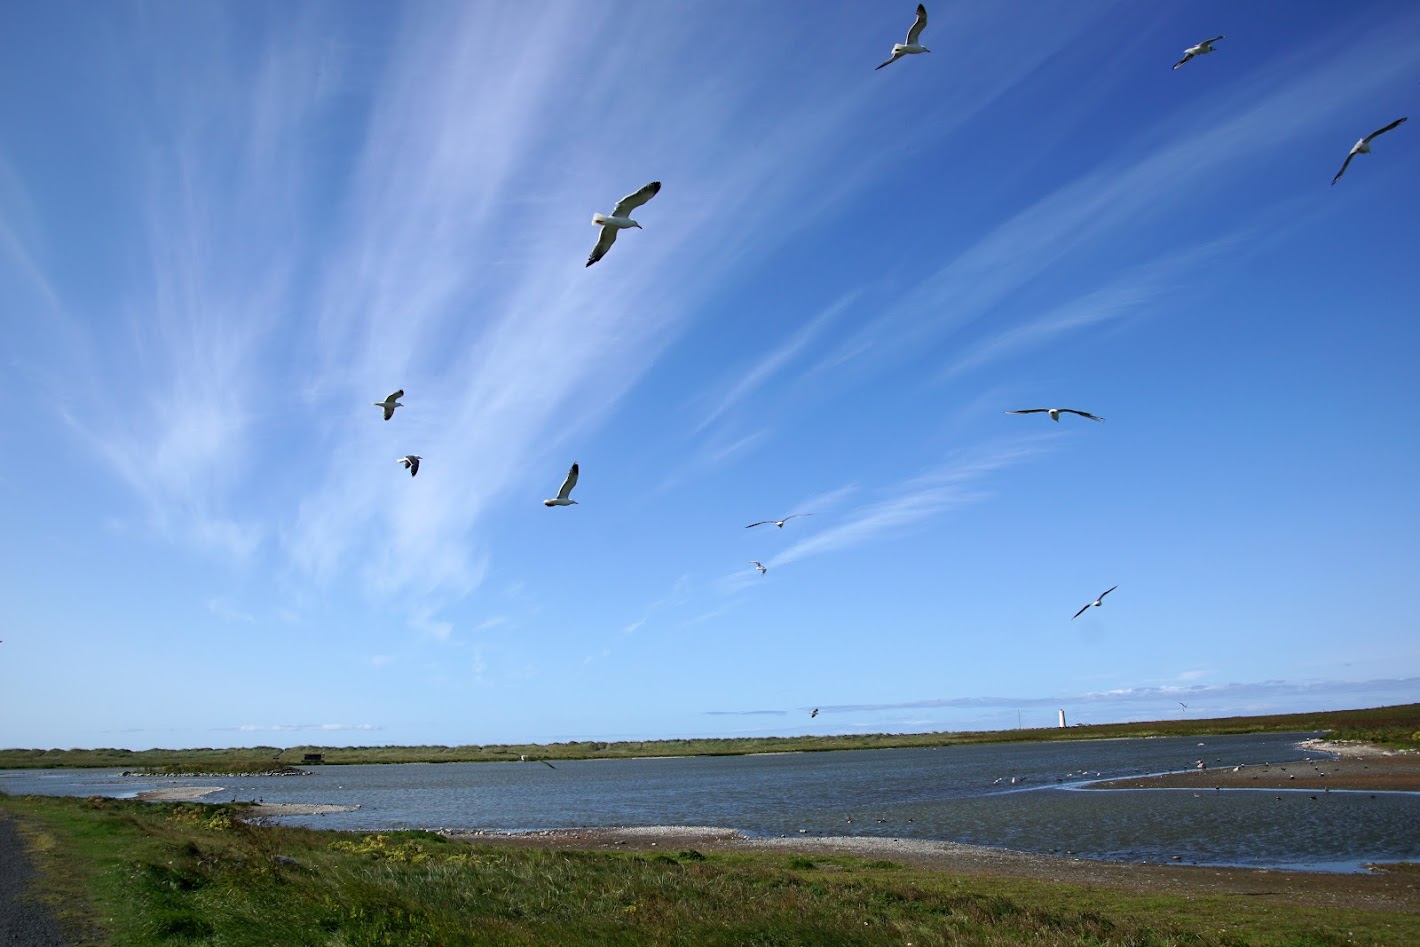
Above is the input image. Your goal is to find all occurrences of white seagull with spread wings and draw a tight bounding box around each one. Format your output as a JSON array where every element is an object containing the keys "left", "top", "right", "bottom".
[
  {"left": 746, "top": 514, "right": 813, "bottom": 529},
  {"left": 751, "top": 560, "right": 767, "bottom": 575},
  {"left": 1072, "top": 586, "right": 1118, "bottom": 620},
  {"left": 397, "top": 455, "right": 422, "bottom": 477},
  {"left": 876, "top": 4, "right": 930, "bottom": 70},
  {"left": 1007, "top": 408, "right": 1105, "bottom": 423},
  {"left": 1332, "top": 117, "right": 1407, "bottom": 185},
  {"left": 373, "top": 389, "right": 404, "bottom": 421},
  {"left": 1172, "top": 35, "right": 1223, "bottom": 70},
  {"left": 587, "top": 181, "right": 662, "bottom": 266},
  {"left": 544, "top": 463, "right": 580, "bottom": 507}
]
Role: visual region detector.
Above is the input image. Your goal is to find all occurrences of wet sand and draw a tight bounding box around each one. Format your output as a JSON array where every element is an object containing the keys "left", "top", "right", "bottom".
[
  {"left": 1087, "top": 740, "right": 1420, "bottom": 792},
  {"left": 134, "top": 786, "right": 356, "bottom": 816}
]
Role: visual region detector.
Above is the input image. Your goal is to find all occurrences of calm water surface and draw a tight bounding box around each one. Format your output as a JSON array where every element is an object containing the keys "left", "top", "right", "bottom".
[{"left": 4, "top": 732, "right": 1415, "bottom": 872}]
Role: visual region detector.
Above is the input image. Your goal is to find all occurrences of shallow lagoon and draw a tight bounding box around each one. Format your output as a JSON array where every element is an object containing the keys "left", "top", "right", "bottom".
[{"left": 4, "top": 731, "right": 1415, "bottom": 872}]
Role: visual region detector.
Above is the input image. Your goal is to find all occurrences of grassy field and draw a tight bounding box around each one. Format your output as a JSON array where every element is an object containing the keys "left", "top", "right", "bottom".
[
  {"left": 3, "top": 792, "right": 1416, "bottom": 946},
  {"left": 3, "top": 703, "right": 1417, "bottom": 771}
]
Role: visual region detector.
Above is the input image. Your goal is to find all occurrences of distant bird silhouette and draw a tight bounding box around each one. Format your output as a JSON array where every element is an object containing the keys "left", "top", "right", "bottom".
[
  {"left": 810, "top": 708, "right": 819, "bottom": 718},
  {"left": 1007, "top": 408, "right": 1104, "bottom": 423},
  {"left": 1172, "top": 35, "right": 1224, "bottom": 70},
  {"left": 373, "top": 389, "right": 404, "bottom": 421},
  {"left": 751, "top": 560, "right": 767, "bottom": 575},
  {"left": 746, "top": 514, "right": 812, "bottom": 529},
  {"left": 1179, "top": 702, "right": 1188, "bottom": 711},
  {"left": 397, "top": 455, "right": 422, "bottom": 477},
  {"left": 1072, "top": 585, "right": 1118, "bottom": 620},
  {"left": 544, "top": 463, "right": 580, "bottom": 507}
]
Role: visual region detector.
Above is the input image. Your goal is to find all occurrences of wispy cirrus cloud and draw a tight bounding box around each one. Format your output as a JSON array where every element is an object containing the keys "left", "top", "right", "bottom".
[
  {"left": 221, "top": 723, "right": 381, "bottom": 733},
  {"left": 767, "top": 438, "right": 1048, "bottom": 571}
]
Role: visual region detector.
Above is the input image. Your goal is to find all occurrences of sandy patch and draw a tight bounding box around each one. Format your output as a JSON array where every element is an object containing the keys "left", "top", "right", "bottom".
[
  {"left": 136, "top": 786, "right": 226, "bottom": 802},
  {"left": 243, "top": 803, "right": 360, "bottom": 818}
]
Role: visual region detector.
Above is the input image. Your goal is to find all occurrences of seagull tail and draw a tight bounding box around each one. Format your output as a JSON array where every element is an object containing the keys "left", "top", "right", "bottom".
[{"left": 592, "top": 213, "right": 609, "bottom": 225}]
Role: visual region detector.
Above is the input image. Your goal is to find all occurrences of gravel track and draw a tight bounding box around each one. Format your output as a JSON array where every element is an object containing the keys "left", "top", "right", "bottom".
[{"left": 0, "top": 812, "right": 72, "bottom": 947}]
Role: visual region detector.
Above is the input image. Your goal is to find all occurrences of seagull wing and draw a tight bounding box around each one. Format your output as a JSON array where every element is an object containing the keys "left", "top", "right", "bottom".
[
  {"left": 386, "top": 389, "right": 404, "bottom": 403},
  {"left": 905, "top": 4, "right": 928, "bottom": 45},
  {"left": 541, "top": 760, "right": 557, "bottom": 769},
  {"left": 875, "top": 51, "right": 903, "bottom": 70},
  {"left": 745, "top": 520, "right": 774, "bottom": 528},
  {"left": 1203, "top": 34, "right": 1224, "bottom": 45},
  {"left": 611, "top": 181, "right": 662, "bottom": 217},
  {"left": 409, "top": 457, "right": 420, "bottom": 477},
  {"left": 1362, "top": 116, "right": 1407, "bottom": 143},
  {"left": 1061, "top": 409, "right": 1105, "bottom": 421},
  {"left": 383, "top": 405, "right": 395, "bottom": 420},
  {"left": 1071, "top": 602, "right": 1091, "bottom": 620},
  {"left": 1006, "top": 409, "right": 1048, "bottom": 415},
  {"left": 556, "top": 462, "right": 579, "bottom": 500},
  {"left": 586, "top": 226, "right": 618, "bottom": 266},
  {"left": 782, "top": 513, "right": 813, "bottom": 522},
  {"left": 1171, "top": 52, "right": 1193, "bottom": 70},
  {"left": 1331, "top": 151, "right": 1356, "bottom": 185},
  {"left": 1098, "top": 585, "right": 1118, "bottom": 600}
]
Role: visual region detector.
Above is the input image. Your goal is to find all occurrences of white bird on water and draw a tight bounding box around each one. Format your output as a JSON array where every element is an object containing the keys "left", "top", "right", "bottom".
[
  {"left": 745, "top": 514, "right": 813, "bottom": 529},
  {"left": 373, "top": 389, "right": 404, "bottom": 421},
  {"left": 397, "top": 455, "right": 422, "bottom": 477},
  {"left": 1072, "top": 585, "right": 1118, "bottom": 620},
  {"left": 544, "top": 463, "right": 580, "bottom": 507},
  {"left": 587, "top": 181, "right": 662, "bottom": 266},
  {"left": 1172, "top": 35, "right": 1223, "bottom": 70},
  {"left": 1007, "top": 408, "right": 1104, "bottom": 423},
  {"left": 876, "top": 4, "right": 930, "bottom": 70},
  {"left": 1331, "top": 117, "right": 1407, "bottom": 185},
  {"left": 751, "top": 560, "right": 767, "bottom": 575}
]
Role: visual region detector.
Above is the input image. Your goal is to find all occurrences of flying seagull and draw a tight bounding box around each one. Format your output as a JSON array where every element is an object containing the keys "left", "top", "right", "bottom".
[
  {"left": 745, "top": 514, "right": 813, "bottom": 529},
  {"left": 1071, "top": 585, "right": 1118, "bottom": 620},
  {"left": 587, "top": 181, "right": 662, "bottom": 266},
  {"left": 751, "top": 560, "right": 767, "bottom": 575},
  {"left": 811, "top": 708, "right": 819, "bottom": 718},
  {"left": 397, "top": 455, "right": 422, "bottom": 477},
  {"left": 373, "top": 389, "right": 404, "bottom": 421},
  {"left": 1332, "top": 117, "right": 1407, "bottom": 185},
  {"left": 1006, "top": 408, "right": 1105, "bottom": 423},
  {"left": 876, "top": 4, "right": 930, "bottom": 70},
  {"left": 1179, "top": 702, "right": 1189, "bottom": 711},
  {"left": 544, "top": 462, "right": 580, "bottom": 507},
  {"left": 1172, "top": 35, "right": 1223, "bottom": 70}
]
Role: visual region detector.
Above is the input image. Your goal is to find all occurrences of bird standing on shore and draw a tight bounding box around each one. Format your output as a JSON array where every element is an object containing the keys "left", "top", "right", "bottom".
[
  {"left": 587, "top": 181, "right": 662, "bottom": 266},
  {"left": 373, "top": 389, "right": 404, "bottom": 420},
  {"left": 876, "top": 4, "right": 930, "bottom": 70},
  {"left": 1072, "top": 585, "right": 1118, "bottom": 620},
  {"left": 544, "top": 463, "right": 580, "bottom": 506},
  {"left": 1332, "top": 117, "right": 1407, "bottom": 185},
  {"left": 1172, "top": 35, "right": 1224, "bottom": 70}
]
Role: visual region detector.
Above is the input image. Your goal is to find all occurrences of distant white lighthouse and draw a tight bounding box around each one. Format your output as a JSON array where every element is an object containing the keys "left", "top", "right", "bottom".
[{"left": 1058, "top": 709, "right": 1067, "bottom": 728}]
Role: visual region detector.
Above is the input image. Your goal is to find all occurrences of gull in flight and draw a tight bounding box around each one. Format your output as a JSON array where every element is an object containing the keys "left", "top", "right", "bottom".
[
  {"left": 751, "top": 560, "right": 767, "bottom": 575},
  {"left": 1172, "top": 35, "right": 1223, "bottom": 70},
  {"left": 745, "top": 514, "right": 813, "bottom": 529},
  {"left": 396, "top": 455, "right": 422, "bottom": 477},
  {"left": 1332, "top": 117, "right": 1407, "bottom": 185},
  {"left": 1071, "top": 585, "right": 1118, "bottom": 620},
  {"left": 811, "top": 708, "right": 819, "bottom": 718},
  {"left": 876, "top": 4, "right": 929, "bottom": 70},
  {"left": 587, "top": 181, "right": 662, "bottom": 266},
  {"left": 1007, "top": 408, "right": 1104, "bottom": 423},
  {"left": 544, "top": 462, "right": 580, "bottom": 507},
  {"left": 373, "top": 389, "right": 404, "bottom": 421}
]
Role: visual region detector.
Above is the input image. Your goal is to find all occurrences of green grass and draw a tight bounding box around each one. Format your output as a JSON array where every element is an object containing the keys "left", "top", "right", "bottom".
[
  {"left": 3, "top": 792, "right": 1416, "bottom": 946},
  {"left": 3, "top": 703, "right": 1417, "bottom": 771}
]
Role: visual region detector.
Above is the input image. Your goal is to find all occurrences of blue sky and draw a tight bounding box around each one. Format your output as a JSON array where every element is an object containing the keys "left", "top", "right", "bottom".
[{"left": 2, "top": 1, "right": 1417, "bottom": 750}]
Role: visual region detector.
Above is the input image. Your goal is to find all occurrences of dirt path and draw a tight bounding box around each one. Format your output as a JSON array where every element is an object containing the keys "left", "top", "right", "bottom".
[{"left": 0, "top": 812, "right": 73, "bottom": 947}]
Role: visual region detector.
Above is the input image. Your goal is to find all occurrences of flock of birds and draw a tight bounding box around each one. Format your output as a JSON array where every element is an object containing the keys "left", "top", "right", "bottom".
[{"left": 367, "top": 5, "right": 1408, "bottom": 662}]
